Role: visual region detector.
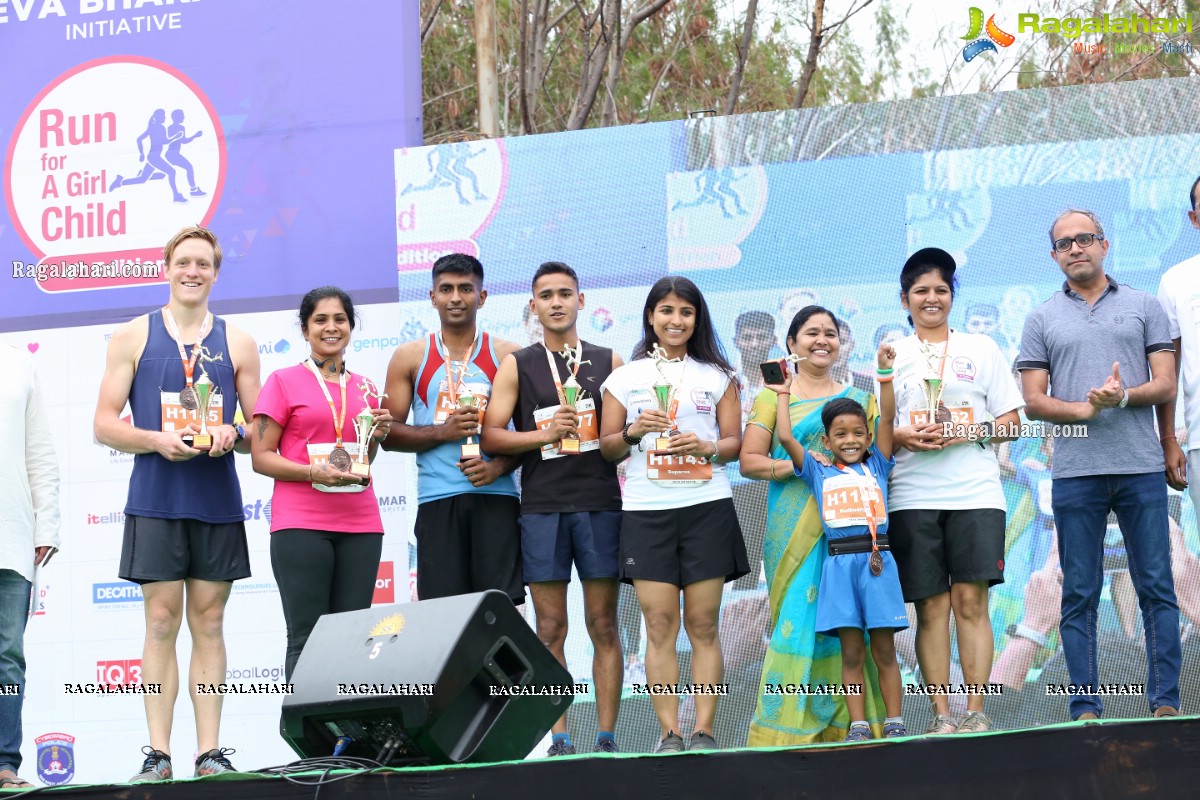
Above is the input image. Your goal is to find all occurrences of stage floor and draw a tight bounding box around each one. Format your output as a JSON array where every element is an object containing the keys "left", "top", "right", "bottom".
[{"left": 22, "top": 714, "right": 1200, "bottom": 800}]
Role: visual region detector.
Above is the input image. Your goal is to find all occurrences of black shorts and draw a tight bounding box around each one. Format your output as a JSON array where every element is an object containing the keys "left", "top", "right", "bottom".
[
  {"left": 119, "top": 515, "right": 251, "bottom": 584},
  {"left": 620, "top": 497, "right": 749, "bottom": 587},
  {"left": 887, "top": 508, "right": 1006, "bottom": 602},
  {"left": 415, "top": 494, "right": 524, "bottom": 603}
]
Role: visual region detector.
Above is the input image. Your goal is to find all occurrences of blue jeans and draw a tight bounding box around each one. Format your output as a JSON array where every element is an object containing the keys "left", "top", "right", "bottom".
[
  {"left": 0, "top": 569, "right": 31, "bottom": 773},
  {"left": 1051, "top": 473, "right": 1182, "bottom": 719}
]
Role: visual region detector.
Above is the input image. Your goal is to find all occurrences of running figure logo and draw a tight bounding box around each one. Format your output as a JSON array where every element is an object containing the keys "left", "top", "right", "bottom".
[
  {"left": 401, "top": 143, "right": 488, "bottom": 205},
  {"left": 960, "top": 8, "right": 1014, "bottom": 62},
  {"left": 109, "top": 108, "right": 208, "bottom": 203},
  {"left": 671, "top": 167, "right": 748, "bottom": 220}
]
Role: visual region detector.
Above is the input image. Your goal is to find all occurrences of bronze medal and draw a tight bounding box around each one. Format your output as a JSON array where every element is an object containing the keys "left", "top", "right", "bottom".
[
  {"left": 934, "top": 403, "right": 953, "bottom": 425},
  {"left": 328, "top": 446, "right": 352, "bottom": 471},
  {"left": 869, "top": 549, "right": 884, "bottom": 577},
  {"left": 179, "top": 385, "right": 198, "bottom": 410}
]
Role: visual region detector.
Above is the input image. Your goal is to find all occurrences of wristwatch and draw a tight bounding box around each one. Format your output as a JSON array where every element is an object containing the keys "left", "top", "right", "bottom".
[
  {"left": 234, "top": 423, "right": 246, "bottom": 443},
  {"left": 976, "top": 420, "right": 995, "bottom": 449},
  {"left": 1006, "top": 622, "right": 1049, "bottom": 649},
  {"left": 1117, "top": 382, "right": 1129, "bottom": 409}
]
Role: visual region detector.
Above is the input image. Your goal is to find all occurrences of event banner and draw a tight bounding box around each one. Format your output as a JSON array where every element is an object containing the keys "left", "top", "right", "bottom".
[{"left": 1, "top": 0, "right": 421, "bottom": 332}]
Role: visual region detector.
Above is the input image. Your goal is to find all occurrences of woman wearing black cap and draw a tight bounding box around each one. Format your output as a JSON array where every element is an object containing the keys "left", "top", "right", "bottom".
[{"left": 886, "top": 248, "right": 1024, "bottom": 734}]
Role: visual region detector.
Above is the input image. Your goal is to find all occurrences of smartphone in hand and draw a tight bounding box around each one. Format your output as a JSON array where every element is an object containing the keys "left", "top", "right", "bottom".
[{"left": 760, "top": 360, "right": 786, "bottom": 385}]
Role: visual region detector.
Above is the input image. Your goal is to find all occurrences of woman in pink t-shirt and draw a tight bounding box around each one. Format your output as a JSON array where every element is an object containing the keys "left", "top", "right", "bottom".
[{"left": 251, "top": 286, "right": 392, "bottom": 680}]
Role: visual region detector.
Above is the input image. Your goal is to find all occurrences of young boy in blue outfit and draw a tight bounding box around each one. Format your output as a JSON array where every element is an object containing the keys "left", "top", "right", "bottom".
[{"left": 767, "top": 342, "right": 908, "bottom": 740}]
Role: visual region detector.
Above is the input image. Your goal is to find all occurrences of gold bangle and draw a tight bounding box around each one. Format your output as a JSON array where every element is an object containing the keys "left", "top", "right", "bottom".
[
  {"left": 307, "top": 464, "right": 313, "bottom": 483},
  {"left": 770, "top": 459, "right": 780, "bottom": 481}
]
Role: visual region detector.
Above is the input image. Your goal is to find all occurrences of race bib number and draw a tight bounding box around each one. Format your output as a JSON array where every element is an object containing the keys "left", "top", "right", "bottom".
[
  {"left": 820, "top": 472, "right": 885, "bottom": 528},
  {"left": 306, "top": 442, "right": 367, "bottom": 493},
  {"left": 160, "top": 391, "right": 223, "bottom": 431},
  {"left": 534, "top": 397, "right": 599, "bottom": 459},
  {"left": 909, "top": 405, "right": 975, "bottom": 427},
  {"left": 646, "top": 450, "right": 713, "bottom": 486},
  {"left": 434, "top": 381, "right": 490, "bottom": 425}
]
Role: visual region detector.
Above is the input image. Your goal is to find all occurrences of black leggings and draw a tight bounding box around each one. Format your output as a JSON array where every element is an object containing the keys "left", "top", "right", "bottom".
[{"left": 270, "top": 529, "right": 383, "bottom": 681}]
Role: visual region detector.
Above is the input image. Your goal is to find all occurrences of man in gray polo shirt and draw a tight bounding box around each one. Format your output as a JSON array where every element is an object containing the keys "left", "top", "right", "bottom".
[{"left": 1016, "top": 208, "right": 1181, "bottom": 721}]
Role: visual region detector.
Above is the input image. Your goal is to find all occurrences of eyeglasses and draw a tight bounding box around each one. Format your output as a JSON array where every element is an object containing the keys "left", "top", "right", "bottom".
[{"left": 1053, "top": 233, "right": 1104, "bottom": 253}]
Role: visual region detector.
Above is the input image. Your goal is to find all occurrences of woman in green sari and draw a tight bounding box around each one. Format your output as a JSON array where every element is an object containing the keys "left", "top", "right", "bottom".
[{"left": 741, "top": 306, "right": 888, "bottom": 745}]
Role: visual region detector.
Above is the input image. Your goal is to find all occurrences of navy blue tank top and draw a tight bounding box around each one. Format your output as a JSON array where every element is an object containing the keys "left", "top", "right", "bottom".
[{"left": 125, "top": 310, "right": 244, "bottom": 522}]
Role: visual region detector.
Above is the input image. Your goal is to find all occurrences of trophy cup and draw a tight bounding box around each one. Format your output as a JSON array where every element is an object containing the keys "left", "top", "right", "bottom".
[
  {"left": 190, "top": 371, "right": 216, "bottom": 451},
  {"left": 919, "top": 340, "right": 951, "bottom": 424},
  {"left": 458, "top": 385, "right": 481, "bottom": 458},
  {"left": 350, "top": 380, "right": 388, "bottom": 478},
  {"left": 649, "top": 343, "right": 679, "bottom": 452},
  {"left": 557, "top": 343, "right": 590, "bottom": 454}
]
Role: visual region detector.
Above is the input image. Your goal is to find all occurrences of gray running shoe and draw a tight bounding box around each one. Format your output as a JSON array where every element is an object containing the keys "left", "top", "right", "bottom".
[
  {"left": 654, "top": 731, "right": 685, "bottom": 753},
  {"left": 925, "top": 714, "right": 959, "bottom": 735},
  {"left": 194, "top": 747, "right": 237, "bottom": 777},
  {"left": 688, "top": 731, "right": 719, "bottom": 751},
  {"left": 130, "top": 747, "right": 173, "bottom": 783},
  {"left": 594, "top": 738, "right": 619, "bottom": 753},
  {"left": 957, "top": 711, "right": 994, "bottom": 733}
]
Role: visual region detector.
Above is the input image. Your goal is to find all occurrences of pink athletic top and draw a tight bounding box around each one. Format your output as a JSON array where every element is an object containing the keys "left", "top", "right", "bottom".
[{"left": 254, "top": 363, "right": 384, "bottom": 534}]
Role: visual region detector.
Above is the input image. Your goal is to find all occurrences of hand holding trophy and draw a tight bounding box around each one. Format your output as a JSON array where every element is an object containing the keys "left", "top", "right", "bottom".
[
  {"left": 458, "top": 384, "right": 482, "bottom": 458},
  {"left": 350, "top": 378, "right": 389, "bottom": 478}
]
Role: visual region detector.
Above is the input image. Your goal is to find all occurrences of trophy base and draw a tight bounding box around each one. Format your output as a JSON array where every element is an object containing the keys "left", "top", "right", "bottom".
[
  {"left": 654, "top": 436, "right": 674, "bottom": 452},
  {"left": 190, "top": 433, "right": 213, "bottom": 451},
  {"left": 559, "top": 437, "right": 580, "bottom": 453},
  {"left": 350, "top": 462, "right": 371, "bottom": 478},
  {"left": 461, "top": 442, "right": 481, "bottom": 458}
]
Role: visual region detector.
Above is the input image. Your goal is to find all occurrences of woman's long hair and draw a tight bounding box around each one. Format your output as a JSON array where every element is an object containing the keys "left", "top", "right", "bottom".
[{"left": 632, "top": 276, "right": 735, "bottom": 377}]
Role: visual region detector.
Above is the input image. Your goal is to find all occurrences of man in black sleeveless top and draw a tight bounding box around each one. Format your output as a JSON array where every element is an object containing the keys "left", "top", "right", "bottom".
[{"left": 483, "top": 262, "right": 624, "bottom": 755}]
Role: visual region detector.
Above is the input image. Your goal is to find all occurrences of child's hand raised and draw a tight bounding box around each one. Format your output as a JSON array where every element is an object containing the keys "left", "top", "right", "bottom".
[{"left": 876, "top": 342, "right": 896, "bottom": 370}]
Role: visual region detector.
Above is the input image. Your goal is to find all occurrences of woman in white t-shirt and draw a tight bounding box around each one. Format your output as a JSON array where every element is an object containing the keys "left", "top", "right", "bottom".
[
  {"left": 888, "top": 248, "right": 1024, "bottom": 734},
  {"left": 599, "top": 276, "right": 748, "bottom": 754}
]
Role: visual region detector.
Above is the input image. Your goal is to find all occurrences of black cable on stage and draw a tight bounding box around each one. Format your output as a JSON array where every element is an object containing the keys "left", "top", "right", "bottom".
[{"left": 252, "top": 754, "right": 390, "bottom": 800}]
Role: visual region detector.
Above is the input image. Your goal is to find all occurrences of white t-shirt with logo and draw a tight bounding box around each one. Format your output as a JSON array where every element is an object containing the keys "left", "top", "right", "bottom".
[
  {"left": 888, "top": 332, "right": 1024, "bottom": 511},
  {"left": 601, "top": 357, "right": 734, "bottom": 511},
  {"left": 1157, "top": 254, "right": 1200, "bottom": 450}
]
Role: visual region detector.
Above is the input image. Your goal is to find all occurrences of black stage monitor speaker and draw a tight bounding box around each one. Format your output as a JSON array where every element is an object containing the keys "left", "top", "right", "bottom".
[{"left": 281, "top": 590, "right": 575, "bottom": 765}]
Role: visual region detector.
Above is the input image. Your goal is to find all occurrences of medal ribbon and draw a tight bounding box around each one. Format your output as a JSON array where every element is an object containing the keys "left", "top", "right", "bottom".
[
  {"left": 838, "top": 461, "right": 881, "bottom": 552},
  {"left": 438, "top": 332, "right": 478, "bottom": 403},
  {"left": 543, "top": 341, "right": 584, "bottom": 406},
  {"left": 162, "top": 307, "right": 212, "bottom": 389},
  {"left": 305, "top": 359, "right": 348, "bottom": 448},
  {"left": 932, "top": 330, "right": 951, "bottom": 412}
]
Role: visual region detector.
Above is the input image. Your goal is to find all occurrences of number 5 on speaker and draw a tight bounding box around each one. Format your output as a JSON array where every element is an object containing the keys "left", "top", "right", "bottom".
[{"left": 369, "top": 642, "right": 382, "bottom": 660}]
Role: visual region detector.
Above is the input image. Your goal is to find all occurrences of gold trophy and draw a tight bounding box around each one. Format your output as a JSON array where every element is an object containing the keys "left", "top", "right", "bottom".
[
  {"left": 190, "top": 371, "right": 216, "bottom": 451},
  {"left": 458, "top": 385, "right": 481, "bottom": 458},
  {"left": 557, "top": 343, "right": 590, "bottom": 454},
  {"left": 649, "top": 343, "right": 679, "bottom": 452},
  {"left": 351, "top": 380, "right": 387, "bottom": 478},
  {"left": 918, "top": 339, "right": 951, "bottom": 424}
]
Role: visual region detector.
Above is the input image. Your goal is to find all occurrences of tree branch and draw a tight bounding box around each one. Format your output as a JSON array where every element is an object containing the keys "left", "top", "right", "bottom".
[
  {"left": 420, "top": 0, "right": 445, "bottom": 44},
  {"left": 724, "top": 0, "right": 758, "bottom": 115},
  {"left": 794, "top": 0, "right": 825, "bottom": 109}
]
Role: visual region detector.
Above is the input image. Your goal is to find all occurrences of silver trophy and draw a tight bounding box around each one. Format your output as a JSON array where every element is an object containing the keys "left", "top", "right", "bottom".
[{"left": 351, "top": 379, "right": 388, "bottom": 478}]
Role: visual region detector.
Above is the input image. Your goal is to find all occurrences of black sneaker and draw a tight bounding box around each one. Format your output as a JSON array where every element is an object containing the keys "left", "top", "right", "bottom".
[
  {"left": 688, "top": 730, "right": 719, "bottom": 751},
  {"left": 194, "top": 747, "right": 238, "bottom": 777},
  {"left": 654, "top": 731, "right": 685, "bottom": 753},
  {"left": 130, "top": 747, "right": 173, "bottom": 783},
  {"left": 594, "top": 738, "right": 619, "bottom": 753},
  {"left": 546, "top": 740, "right": 577, "bottom": 757}
]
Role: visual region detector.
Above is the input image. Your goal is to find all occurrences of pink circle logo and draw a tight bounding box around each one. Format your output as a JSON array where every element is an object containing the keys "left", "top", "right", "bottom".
[{"left": 5, "top": 56, "right": 225, "bottom": 293}]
